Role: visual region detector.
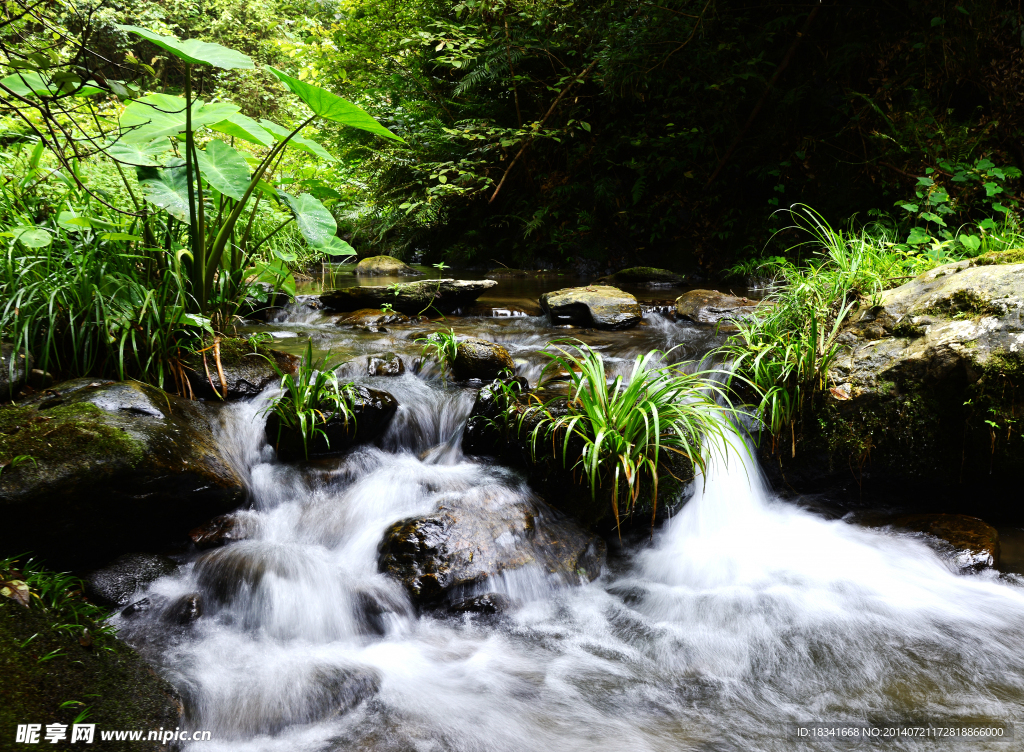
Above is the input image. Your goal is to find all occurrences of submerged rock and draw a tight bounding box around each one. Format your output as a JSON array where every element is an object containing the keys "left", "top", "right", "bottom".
[
  {"left": 894, "top": 513, "right": 1001, "bottom": 572},
  {"left": 0, "top": 379, "right": 246, "bottom": 569},
  {"left": 452, "top": 338, "right": 515, "bottom": 381},
  {"left": 355, "top": 255, "right": 422, "bottom": 276},
  {"left": 265, "top": 385, "right": 398, "bottom": 460},
  {"left": 337, "top": 308, "right": 412, "bottom": 330},
  {"left": 321, "top": 279, "right": 497, "bottom": 315},
  {"left": 448, "top": 592, "right": 512, "bottom": 615},
  {"left": 189, "top": 513, "right": 256, "bottom": 550},
  {"left": 178, "top": 337, "right": 298, "bottom": 400},
  {"left": 0, "top": 343, "right": 32, "bottom": 398},
  {"left": 84, "top": 553, "right": 179, "bottom": 608},
  {"left": 539, "top": 285, "right": 643, "bottom": 329},
  {"left": 367, "top": 352, "right": 405, "bottom": 377},
  {"left": 674, "top": 289, "right": 762, "bottom": 324},
  {"left": 596, "top": 267, "right": 686, "bottom": 287},
  {"left": 378, "top": 485, "right": 605, "bottom": 606}
]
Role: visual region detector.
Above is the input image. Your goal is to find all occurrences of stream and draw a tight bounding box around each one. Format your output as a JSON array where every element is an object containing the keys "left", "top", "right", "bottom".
[{"left": 114, "top": 269, "right": 1024, "bottom": 751}]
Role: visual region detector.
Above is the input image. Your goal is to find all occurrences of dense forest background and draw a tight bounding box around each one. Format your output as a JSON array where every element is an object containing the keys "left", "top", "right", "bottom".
[{"left": 3, "top": 0, "right": 1023, "bottom": 274}]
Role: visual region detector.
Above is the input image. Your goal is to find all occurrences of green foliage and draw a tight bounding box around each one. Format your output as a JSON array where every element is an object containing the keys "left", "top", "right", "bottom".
[
  {"left": 0, "top": 554, "right": 115, "bottom": 646},
  {"left": 417, "top": 328, "right": 459, "bottom": 383},
  {"left": 262, "top": 340, "right": 357, "bottom": 460},
  {"left": 522, "top": 341, "right": 734, "bottom": 532}
]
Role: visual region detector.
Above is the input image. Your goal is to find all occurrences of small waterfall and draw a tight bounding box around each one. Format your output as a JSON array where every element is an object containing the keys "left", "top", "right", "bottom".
[{"left": 114, "top": 302, "right": 1024, "bottom": 751}]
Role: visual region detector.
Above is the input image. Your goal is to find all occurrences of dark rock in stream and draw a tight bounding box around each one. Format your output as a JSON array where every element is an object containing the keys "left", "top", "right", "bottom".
[
  {"left": 859, "top": 513, "right": 1001, "bottom": 572},
  {"left": 378, "top": 484, "right": 605, "bottom": 606},
  {"left": 178, "top": 337, "right": 298, "bottom": 400},
  {"left": 165, "top": 592, "right": 204, "bottom": 625},
  {"left": 448, "top": 592, "right": 512, "bottom": 615},
  {"left": 265, "top": 385, "right": 398, "bottom": 460},
  {"left": 0, "top": 379, "right": 246, "bottom": 569},
  {"left": 189, "top": 513, "right": 256, "bottom": 549},
  {"left": 320, "top": 279, "right": 497, "bottom": 315},
  {"left": 539, "top": 285, "right": 642, "bottom": 329},
  {"left": 367, "top": 352, "right": 405, "bottom": 377},
  {"left": 596, "top": 266, "right": 686, "bottom": 287},
  {"left": 85, "top": 553, "right": 179, "bottom": 607},
  {"left": 451, "top": 338, "right": 515, "bottom": 382}
]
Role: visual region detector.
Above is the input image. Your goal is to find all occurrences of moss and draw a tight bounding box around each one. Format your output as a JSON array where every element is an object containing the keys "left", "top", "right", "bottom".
[
  {"left": 0, "top": 402, "right": 144, "bottom": 473},
  {"left": 0, "top": 596, "right": 179, "bottom": 751},
  {"left": 892, "top": 319, "right": 926, "bottom": 338},
  {"left": 922, "top": 288, "right": 997, "bottom": 317},
  {"left": 974, "top": 248, "right": 1024, "bottom": 266}
]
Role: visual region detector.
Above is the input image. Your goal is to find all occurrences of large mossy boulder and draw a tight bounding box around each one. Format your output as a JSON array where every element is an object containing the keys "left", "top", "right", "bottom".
[
  {"left": 0, "top": 343, "right": 32, "bottom": 398},
  {"left": 596, "top": 267, "right": 686, "bottom": 287},
  {"left": 320, "top": 279, "right": 497, "bottom": 315},
  {"left": 539, "top": 285, "right": 642, "bottom": 329},
  {"left": 451, "top": 338, "right": 515, "bottom": 381},
  {"left": 0, "top": 379, "right": 245, "bottom": 569},
  {"left": 772, "top": 260, "right": 1024, "bottom": 516},
  {"left": 179, "top": 337, "right": 298, "bottom": 400},
  {"left": 378, "top": 484, "right": 605, "bottom": 606},
  {"left": 265, "top": 385, "right": 398, "bottom": 460},
  {"left": 674, "top": 289, "right": 762, "bottom": 324},
  {"left": 0, "top": 598, "right": 181, "bottom": 751},
  {"left": 355, "top": 255, "right": 422, "bottom": 276}
]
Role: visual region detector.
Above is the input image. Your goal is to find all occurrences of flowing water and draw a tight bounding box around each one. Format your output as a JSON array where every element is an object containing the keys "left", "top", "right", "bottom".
[{"left": 115, "top": 274, "right": 1024, "bottom": 751}]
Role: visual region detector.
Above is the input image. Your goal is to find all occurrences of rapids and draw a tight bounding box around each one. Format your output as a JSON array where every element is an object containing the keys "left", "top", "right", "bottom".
[{"left": 113, "top": 273, "right": 1024, "bottom": 751}]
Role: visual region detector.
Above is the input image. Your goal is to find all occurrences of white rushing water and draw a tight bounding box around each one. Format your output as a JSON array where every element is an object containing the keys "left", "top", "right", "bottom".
[{"left": 113, "top": 318, "right": 1024, "bottom": 752}]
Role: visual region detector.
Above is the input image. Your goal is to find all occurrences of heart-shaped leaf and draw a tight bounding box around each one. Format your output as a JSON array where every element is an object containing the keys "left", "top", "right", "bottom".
[
  {"left": 279, "top": 192, "right": 336, "bottom": 247},
  {"left": 137, "top": 166, "right": 191, "bottom": 221},
  {"left": 115, "top": 25, "right": 254, "bottom": 70},
  {"left": 9, "top": 226, "right": 52, "bottom": 247},
  {"left": 120, "top": 94, "right": 239, "bottom": 143},
  {"left": 0, "top": 71, "right": 103, "bottom": 98},
  {"left": 319, "top": 236, "right": 356, "bottom": 256},
  {"left": 105, "top": 138, "right": 170, "bottom": 166},
  {"left": 195, "top": 139, "right": 250, "bottom": 200},
  {"left": 267, "top": 66, "right": 403, "bottom": 142}
]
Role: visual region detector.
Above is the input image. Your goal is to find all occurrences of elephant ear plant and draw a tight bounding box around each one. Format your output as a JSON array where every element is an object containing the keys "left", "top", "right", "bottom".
[
  {"left": 111, "top": 25, "right": 405, "bottom": 328},
  {"left": 262, "top": 340, "right": 357, "bottom": 460}
]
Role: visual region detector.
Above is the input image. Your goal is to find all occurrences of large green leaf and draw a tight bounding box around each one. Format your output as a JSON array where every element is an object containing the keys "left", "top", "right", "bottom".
[
  {"left": 195, "top": 140, "right": 250, "bottom": 200},
  {"left": 279, "top": 192, "right": 337, "bottom": 247},
  {"left": 137, "top": 166, "right": 191, "bottom": 221},
  {"left": 8, "top": 226, "right": 52, "bottom": 247},
  {"left": 247, "top": 259, "right": 296, "bottom": 297},
  {"left": 115, "top": 25, "right": 254, "bottom": 70},
  {"left": 105, "top": 138, "right": 170, "bottom": 167},
  {"left": 267, "top": 67, "right": 403, "bottom": 142},
  {"left": 0, "top": 71, "right": 103, "bottom": 98},
  {"left": 319, "top": 236, "right": 357, "bottom": 256},
  {"left": 120, "top": 94, "right": 239, "bottom": 143},
  {"left": 258, "top": 120, "right": 337, "bottom": 162},
  {"left": 209, "top": 113, "right": 275, "bottom": 147}
]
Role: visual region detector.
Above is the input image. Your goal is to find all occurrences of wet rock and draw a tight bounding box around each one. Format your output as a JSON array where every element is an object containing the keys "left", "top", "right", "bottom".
[
  {"left": 178, "top": 337, "right": 298, "bottom": 400},
  {"left": 0, "top": 379, "right": 246, "bottom": 569},
  {"left": 355, "top": 255, "right": 422, "bottom": 276},
  {"left": 189, "top": 513, "right": 254, "bottom": 550},
  {"left": 337, "top": 308, "right": 412, "bottom": 330},
  {"left": 164, "top": 593, "right": 203, "bottom": 625},
  {"left": 378, "top": 484, "right": 605, "bottom": 606},
  {"left": 448, "top": 593, "right": 512, "bottom": 615},
  {"left": 120, "top": 597, "right": 153, "bottom": 619},
  {"left": 674, "top": 289, "right": 762, "bottom": 324},
  {"left": 596, "top": 267, "right": 686, "bottom": 287},
  {"left": 0, "top": 343, "right": 32, "bottom": 398},
  {"left": 539, "top": 285, "right": 643, "bottom": 329},
  {"left": 452, "top": 339, "right": 515, "bottom": 381},
  {"left": 84, "top": 553, "right": 178, "bottom": 608},
  {"left": 486, "top": 268, "right": 530, "bottom": 278},
  {"left": 321, "top": 279, "right": 497, "bottom": 315},
  {"left": 773, "top": 260, "right": 1024, "bottom": 511},
  {"left": 893, "top": 514, "right": 1000, "bottom": 572},
  {"left": 266, "top": 385, "right": 398, "bottom": 460},
  {"left": 367, "top": 352, "right": 405, "bottom": 377}
]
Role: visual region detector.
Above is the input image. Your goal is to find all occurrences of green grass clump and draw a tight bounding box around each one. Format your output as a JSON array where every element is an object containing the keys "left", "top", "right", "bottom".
[
  {"left": 263, "top": 340, "right": 357, "bottom": 459},
  {"left": 520, "top": 340, "right": 735, "bottom": 532},
  {"left": 417, "top": 328, "right": 459, "bottom": 383}
]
